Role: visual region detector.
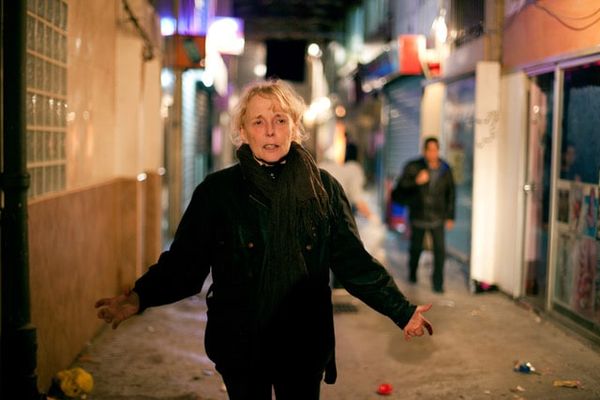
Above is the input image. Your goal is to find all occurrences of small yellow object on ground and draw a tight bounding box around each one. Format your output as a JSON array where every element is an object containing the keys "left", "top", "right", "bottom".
[
  {"left": 52, "top": 367, "right": 94, "bottom": 399},
  {"left": 553, "top": 380, "right": 581, "bottom": 389}
]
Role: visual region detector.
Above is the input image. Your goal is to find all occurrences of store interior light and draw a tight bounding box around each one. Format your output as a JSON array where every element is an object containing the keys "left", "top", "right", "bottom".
[
  {"left": 201, "top": 72, "right": 214, "bottom": 88},
  {"left": 431, "top": 9, "right": 447, "bottom": 44},
  {"left": 161, "top": 17, "right": 177, "bottom": 36},
  {"left": 308, "top": 43, "right": 322, "bottom": 58},
  {"left": 254, "top": 64, "right": 267, "bottom": 77},
  {"left": 161, "top": 69, "right": 175, "bottom": 89},
  {"left": 304, "top": 96, "right": 332, "bottom": 125},
  {"left": 207, "top": 17, "right": 245, "bottom": 55}
]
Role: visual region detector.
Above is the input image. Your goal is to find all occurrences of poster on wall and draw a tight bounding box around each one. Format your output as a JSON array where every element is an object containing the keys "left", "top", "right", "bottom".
[
  {"left": 571, "top": 238, "right": 596, "bottom": 318},
  {"left": 597, "top": 171, "right": 600, "bottom": 241},
  {"left": 569, "top": 182, "right": 583, "bottom": 233},
  {"left": 442, "top": 77, "right": 475, "bottom": 264},
  {"left": 553, "top": 62, "right": 600, "bottom": 330},
  {"left": 580, "top": 186, "right": 598, "bottom": 238},
  {"left": 596, "top": 241, "right": 600, "bottom": 322},
  {"left": 557, "top": 188, "right": 570, "bottom": 224},
  {"left": 555, "top": 233, "right": 575, "bottom": 305}
]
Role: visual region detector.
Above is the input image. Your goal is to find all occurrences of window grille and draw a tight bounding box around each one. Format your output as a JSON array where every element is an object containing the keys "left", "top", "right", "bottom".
[
  {"left": 449, "top": 0, "right": 485, "bottom": 48},
  {"left": 25, "top": 0, "right": 68, "bottom": 198}
]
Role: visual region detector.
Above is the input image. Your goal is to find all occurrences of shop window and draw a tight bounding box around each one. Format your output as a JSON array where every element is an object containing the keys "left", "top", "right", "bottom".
[
  {"left": 25, "top": 0, "right": 68, "bottom": 198},
  {"left": 560, "top": 64, "right": 600, "bottom": 184},
  {"left": 523, "top": 72, "right": 554, "bottom": 305},
  {"left": 449, "top": 0, "right": 485, "bottom": 48},
  {"left": 443, "top": 77, "right": 475, "bottom": 265},
  {"left": 552, "top": 61, "right": 600, "bottom": 333}
]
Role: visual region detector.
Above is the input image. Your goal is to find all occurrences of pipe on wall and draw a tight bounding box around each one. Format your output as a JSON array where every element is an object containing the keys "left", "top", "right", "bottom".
[{"left": 1, "top": 1, "right": 41, "bottom": 398}]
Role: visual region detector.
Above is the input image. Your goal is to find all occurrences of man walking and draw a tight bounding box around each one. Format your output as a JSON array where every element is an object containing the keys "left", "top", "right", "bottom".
[{"left": 395, "top": 137, "right": 455, "bottom": 293}]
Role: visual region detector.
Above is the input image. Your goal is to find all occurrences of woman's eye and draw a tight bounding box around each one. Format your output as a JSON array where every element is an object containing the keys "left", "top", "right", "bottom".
[
  {"left": 276, "top": 118, "right": 287, "bottom": 124},
  {"left": 253, "top": 120, "right": 262, "bottom": 126}
]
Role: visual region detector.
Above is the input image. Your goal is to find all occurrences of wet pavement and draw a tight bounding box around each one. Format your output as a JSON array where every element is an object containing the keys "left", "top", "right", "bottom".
[{"left": 72, "top": 213, "right": 600, "bottom": 400}]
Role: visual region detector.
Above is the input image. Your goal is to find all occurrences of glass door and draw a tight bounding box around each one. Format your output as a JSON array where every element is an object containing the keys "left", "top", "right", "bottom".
[
  {"left": 551, "top": 60, "right": 600, "bottom": 335},
  {"left": 523, "top": 72, "right": 554, "bottom": 307},
  {"left": 443, "top": 77, "right": 475, "bottom": 269}
]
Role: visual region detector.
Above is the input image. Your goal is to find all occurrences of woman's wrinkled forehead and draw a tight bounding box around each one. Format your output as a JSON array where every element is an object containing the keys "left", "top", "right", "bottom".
[{"left": 250, "top": 93, "right": 287, "bottom": 113}]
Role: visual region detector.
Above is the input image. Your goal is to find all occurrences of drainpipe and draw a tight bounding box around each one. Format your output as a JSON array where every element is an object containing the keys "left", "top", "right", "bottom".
[{"left": 1, "top": 1, "right": 40, "bottom": 399}]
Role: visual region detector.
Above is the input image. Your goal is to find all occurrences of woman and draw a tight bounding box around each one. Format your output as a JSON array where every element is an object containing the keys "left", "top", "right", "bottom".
[{"left": 95, "top": 79, "right": 433, "bottom": 400}]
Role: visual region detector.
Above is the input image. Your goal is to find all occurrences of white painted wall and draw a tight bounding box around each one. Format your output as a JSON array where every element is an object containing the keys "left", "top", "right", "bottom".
[
  {"left": 115, "top": 34, "right": 144, "bottom": 177},
  {"left": 66, "top": 0, "right": 163, "bottom": 188},
  {"left": 140, "top": 57, "right": 163, "bottom": 172},
  {"left": 421, "top": 82, "right": 444, "bottom": 138},
  {"left": 470, "top": 62, "right": 501, "bottom": 284},
  {"left": 66, "top": 0, "right": 118, "bottom": 187},
  {"left": 115, "top": 21, "right": 163, "bottom": 177},
  {"left": 495, "top": 71, "right": 529, "bottom": 297}
]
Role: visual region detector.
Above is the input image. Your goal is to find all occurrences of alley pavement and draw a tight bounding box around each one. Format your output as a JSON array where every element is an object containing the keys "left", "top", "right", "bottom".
[{"left": 73, "top": 215, "right": 600, "bottom": 400}]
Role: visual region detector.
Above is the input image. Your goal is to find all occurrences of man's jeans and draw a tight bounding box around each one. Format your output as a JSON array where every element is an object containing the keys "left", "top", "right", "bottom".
[{"left": 409, "top": 224, "right": 445, "bottom": 291}]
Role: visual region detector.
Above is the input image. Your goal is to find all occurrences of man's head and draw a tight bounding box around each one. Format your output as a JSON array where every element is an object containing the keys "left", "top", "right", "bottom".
[{"left": 423, "top": 136, "right": 440, "bottom": 165}]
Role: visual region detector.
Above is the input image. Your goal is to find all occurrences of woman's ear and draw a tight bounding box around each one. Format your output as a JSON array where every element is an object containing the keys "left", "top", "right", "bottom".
[{"left": 239, "top": 128, "right": 248, "bottom": 143}]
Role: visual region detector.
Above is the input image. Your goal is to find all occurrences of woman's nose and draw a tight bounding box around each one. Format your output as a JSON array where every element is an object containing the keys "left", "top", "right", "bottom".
[{"left": 265, "top": 122, "right": 275, "bottom": 136}]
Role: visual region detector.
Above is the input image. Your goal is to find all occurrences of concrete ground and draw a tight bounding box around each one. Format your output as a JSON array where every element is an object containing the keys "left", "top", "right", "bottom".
[{"left": 73, "top": 216, "right": 600, "bottom": 400}]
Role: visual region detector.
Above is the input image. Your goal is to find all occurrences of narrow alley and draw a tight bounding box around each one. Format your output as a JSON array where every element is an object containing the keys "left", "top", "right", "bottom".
[
  {"left": 74, "top": 212, "right": 600, "bottom": 400},
  {"left": 3, "top": 2, "right": 600, "bottom": 399}
]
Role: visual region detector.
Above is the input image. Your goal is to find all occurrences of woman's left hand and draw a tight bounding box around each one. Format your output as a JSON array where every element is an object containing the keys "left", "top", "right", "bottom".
[{"left": 403, "top": 304, "right": 433, "bottom": 341}]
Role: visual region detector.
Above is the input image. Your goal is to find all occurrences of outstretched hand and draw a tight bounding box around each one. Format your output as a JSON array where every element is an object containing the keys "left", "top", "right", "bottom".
[
  {"left": 95, "top": 290, "right": 140, "bottom": 329},
  {"left": 403, "top": 304, "right": 433, "bottom": 341}
]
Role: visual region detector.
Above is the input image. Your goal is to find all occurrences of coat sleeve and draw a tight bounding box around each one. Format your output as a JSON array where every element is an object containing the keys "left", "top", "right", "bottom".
[
  {"left": 324, "top": 173, "right": 417, "bottom": 328},
  {"left": 398, "top": 160, "right": 421, "bottom": 190},
  {"left": 445, "top": 167, "right": 456, "bottom": 220},
  {"left": 133, "top": 178, "right": 213, "bottom": 312}
]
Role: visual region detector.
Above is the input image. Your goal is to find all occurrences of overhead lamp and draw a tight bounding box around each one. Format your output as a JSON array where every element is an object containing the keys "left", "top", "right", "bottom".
[
  {"left": 308, "top": 43, "right": 322, "bottom": 58},
  {"left": 253, "top": 64, "right": 267, "bottom": 77},
  {"left": 431, "top": 8, "right": 447, "bottom": 44}
]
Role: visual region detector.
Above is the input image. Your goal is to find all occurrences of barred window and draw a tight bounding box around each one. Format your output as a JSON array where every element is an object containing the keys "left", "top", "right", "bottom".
[
  {"left": 449, "top": 0, "right": 485, "bottom": 48},
  {"left": 26, "top": 0, "right": 68, "bottom": 198}
]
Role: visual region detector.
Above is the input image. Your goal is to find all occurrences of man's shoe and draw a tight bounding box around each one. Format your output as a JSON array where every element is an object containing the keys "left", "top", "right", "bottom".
[{"left": 433, "top": 286, "right": 444, "bottom": 294}]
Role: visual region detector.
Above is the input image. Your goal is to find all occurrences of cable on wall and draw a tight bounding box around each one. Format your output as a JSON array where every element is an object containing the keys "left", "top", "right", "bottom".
[
  {"left": 534, "top": 1, "right": 600, "bottom": 31},
  {"left": 122, "top": 0, "right": 155, "bottom": 61}
]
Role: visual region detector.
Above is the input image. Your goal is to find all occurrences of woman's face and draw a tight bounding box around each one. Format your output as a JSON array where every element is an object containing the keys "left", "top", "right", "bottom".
[{"left": 240, "top": 94, "right": 295, "bottom": 163}]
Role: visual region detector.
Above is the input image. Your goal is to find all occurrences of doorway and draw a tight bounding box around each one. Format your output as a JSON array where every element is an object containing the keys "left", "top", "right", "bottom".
[{"left": 523, "top": 72, "right": 554, "bottom": 308}]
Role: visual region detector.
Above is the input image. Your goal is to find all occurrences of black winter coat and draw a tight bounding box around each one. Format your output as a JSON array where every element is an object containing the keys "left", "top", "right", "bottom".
[
  {"left": 397, "top": 158, "right": 455, "bottom": 223},
  {"left": 133, "top": 163, "right": 416, "bottom": 382}
]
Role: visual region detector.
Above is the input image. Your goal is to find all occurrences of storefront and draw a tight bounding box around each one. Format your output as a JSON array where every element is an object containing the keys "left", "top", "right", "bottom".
[
  {"left": 503, "top": 1, "right": 600, "bottom": 340},
  {"left": 538, "top": 57, "right": 600, "bottom": 337},
  {"left": 381, "top": 75, "right": 423, "bottom": 232},
  {"left": 441, "top": 76, "right": 475, "bottom": 266},
  {"left": 161, "top": 68, "right": 213, "bottom": 236}
]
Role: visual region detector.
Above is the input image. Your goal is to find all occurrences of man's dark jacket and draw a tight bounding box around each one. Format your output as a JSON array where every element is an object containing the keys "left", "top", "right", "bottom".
[
  {"left": 133, "top": 164, "right": 416, "bottom": 382},
  {"left": 396, "top": 157, "right": 455, "bottom": 223}
]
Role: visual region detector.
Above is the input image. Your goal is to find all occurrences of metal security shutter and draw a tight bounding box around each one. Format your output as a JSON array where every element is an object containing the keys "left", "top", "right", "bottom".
[
  {"left": 383, "top": 76, "right": 423, "bottom": 180},
  {"left": 194, "top": 86, "right": 210, "bottom": 190},
  {"left": 181, "top": 76, "right": 210, "bottom": 210}
]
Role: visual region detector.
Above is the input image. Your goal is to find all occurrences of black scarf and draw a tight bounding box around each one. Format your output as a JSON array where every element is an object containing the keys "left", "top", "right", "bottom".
[{"left": 237, "top": 142, "right": 330, "bottom": 326}]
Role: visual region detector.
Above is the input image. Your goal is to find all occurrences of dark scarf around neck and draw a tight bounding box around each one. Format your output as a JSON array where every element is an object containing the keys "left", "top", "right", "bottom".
[{"left": 236, "top": 142, "right": 330, "bottom": 326}]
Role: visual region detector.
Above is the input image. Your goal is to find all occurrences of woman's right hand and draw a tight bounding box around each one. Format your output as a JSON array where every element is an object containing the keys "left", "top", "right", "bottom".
[{"left": 95, "top": 290, "right": 140, "bottom": 329}]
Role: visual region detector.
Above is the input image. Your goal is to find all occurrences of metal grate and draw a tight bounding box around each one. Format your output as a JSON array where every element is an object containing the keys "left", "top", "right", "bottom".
[{"left": 449, "top": 0, "right": 485, "bottom": 48}]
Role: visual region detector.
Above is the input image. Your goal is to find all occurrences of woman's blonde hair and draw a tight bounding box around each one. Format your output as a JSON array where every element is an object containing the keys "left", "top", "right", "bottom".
[{"left": 230, "top": 79, "right": 308, "bottom": 147}]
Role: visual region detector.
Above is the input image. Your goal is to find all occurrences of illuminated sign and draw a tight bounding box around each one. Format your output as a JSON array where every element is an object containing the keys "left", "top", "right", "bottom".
[
  {"left": 207, "top": 17, "right": 245, "bottom": 55},
  {"left": 164, "top": 34, "right": 206, "bottom": 69}
]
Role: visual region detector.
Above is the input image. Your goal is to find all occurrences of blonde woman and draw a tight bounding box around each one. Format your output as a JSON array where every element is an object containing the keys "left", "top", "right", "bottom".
[{"left": 96, "top": 79, "right": 432, "bottom": 400}]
